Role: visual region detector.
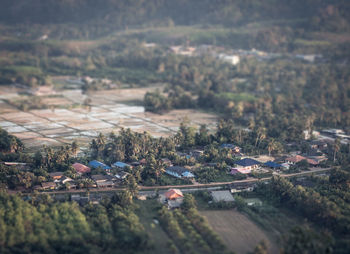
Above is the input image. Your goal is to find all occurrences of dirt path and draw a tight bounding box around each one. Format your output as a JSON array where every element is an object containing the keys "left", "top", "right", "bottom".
[{"left": 13, "top": 167, "right": 331, "bottom": 195}]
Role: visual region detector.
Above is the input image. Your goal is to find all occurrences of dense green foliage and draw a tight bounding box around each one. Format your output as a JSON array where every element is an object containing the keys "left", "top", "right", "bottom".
[
  {"left": 255, "top": 171, "right": 350, "bottom": 253},
  {"left": 144, "top": 54, "right": 350, "bottom": 130},
  {"left": 1, "top": 0, "right": 350, "bottom": 35},
  {"left": 158, "top": 194, "right": 227, "bottom": 254},
  {"left": 0, "top": 191, "right": 150, "bottom": 253},
  {"left": 0, "top": 128, "right": 23, "bottom": 153}
]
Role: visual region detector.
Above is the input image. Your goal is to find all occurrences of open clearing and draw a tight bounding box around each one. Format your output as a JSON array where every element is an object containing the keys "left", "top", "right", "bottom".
[
  {"left": 0, "top": 84, "right": 218, "bottom": 151},
  {"left": 200, "top": 209, "right": 279, "bottom": 254}
]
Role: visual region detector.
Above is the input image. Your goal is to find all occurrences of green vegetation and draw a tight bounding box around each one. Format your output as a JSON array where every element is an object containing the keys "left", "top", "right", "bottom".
[
  {"left": 0, "top": 128, "right": 23, "bottom": 153},
  {"left": 0, "top": 191, "right": 150, "bottom": 253},
  {"left": 0, "top": 1, "right": 350, "bottom": 253},
  {"left": 158, "top": 194, "right": 228, "bottom": 254}
]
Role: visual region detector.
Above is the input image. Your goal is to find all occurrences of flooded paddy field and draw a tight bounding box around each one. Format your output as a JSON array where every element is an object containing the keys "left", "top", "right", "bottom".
[{"left": 0, "top": 85, "right": 218, "bottom": 151}]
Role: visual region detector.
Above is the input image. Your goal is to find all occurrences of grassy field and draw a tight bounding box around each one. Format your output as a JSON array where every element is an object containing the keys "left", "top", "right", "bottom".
[{"left": 200, "top": 209, "right": 279, "bottom": 254}]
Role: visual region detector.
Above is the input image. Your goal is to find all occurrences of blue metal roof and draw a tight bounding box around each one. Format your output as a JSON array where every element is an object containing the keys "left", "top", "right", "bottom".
[
  {"left": 235, "top": 158, "right": 261, "bottom": 167},
  {"left": 113, "top": 161, "right": 130, "bottom": 168},
  {"left": 88, "top": 160, "right": 111, "bottom": 170},
  {"left": 264, "top": 161, "right": 282, "bottom": 168},
  {"left": 182, "top": 171, "right": 195, "bottom": 178}
]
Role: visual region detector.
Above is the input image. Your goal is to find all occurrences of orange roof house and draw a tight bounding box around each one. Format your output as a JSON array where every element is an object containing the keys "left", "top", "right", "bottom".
[
  {"left": 164, "top": 189, "right": 183, "bottom": 200},
  {"left": 72, "top": 163, "right": 91, "bottom": 174},
  {"left": 49, "top": 172, "right": 64, "bottom": 180}
]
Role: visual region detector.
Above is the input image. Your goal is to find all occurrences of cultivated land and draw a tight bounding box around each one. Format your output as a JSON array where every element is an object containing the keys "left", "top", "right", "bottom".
[
  {"left": 200, "top": 209, "right": 279, "bottom": 254},
  {"left": 0, "top": 83, "right": 218, "bottom": 151}
]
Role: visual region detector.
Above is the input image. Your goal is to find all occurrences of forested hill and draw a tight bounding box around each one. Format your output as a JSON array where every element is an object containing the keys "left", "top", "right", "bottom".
[{"left": 0, "top": 0, "right": 349, "bottom": 32}]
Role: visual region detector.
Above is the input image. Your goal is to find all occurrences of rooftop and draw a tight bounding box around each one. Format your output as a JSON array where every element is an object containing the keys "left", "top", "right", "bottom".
[
  {"left": 113, "top": 161, "right": 131, "bottom": 168},
  {"left": 72, "top": 163, "right": 91, "bottom": 174},
  {"left": 235, "top": 158, "right": 261, "bottom": 167},
  {"left": 166, "top": 166, "right": 189, "bottom": 174},
  {"left": 211, "top": 190, "right": 235, "bottom": 202},
  {"left": 264, "top": 161, "right": 282, "bottom": 168},
  {"left": 91, "top": 174, "right": 113, "bottom": 182},
  {"left": 88, "top": 160, "right": 111, "bottom": 170}
]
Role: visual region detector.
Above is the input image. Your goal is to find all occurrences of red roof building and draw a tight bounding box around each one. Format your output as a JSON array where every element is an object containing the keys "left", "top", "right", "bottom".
[
  {"left": 164, "top": 189, "right": 183, "bottom": 200},
  {"left": 72, "top": 163, "right": 91, "bottom": 174}
]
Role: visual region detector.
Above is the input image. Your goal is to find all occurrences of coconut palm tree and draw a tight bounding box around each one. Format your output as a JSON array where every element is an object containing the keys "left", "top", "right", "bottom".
[
  {"left": 267, "top": 138, "right": 278, "bottom": 156},
  {"left": 333, "top": 138, "right": 341, "bottom": 162}
]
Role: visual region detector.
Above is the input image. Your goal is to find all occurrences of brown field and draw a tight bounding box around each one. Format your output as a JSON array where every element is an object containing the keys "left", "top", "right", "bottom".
[
  {"left": 200, "top": 210, "right": 279, "bottom": 254},
  {"left": 0, "top": 83, "right": 218, "bottom": 151}
]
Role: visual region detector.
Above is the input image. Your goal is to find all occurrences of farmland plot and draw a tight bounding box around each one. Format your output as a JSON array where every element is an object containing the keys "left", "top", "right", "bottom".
[{"left": 200, "top": 210, "right": 279, "bottom": 254}]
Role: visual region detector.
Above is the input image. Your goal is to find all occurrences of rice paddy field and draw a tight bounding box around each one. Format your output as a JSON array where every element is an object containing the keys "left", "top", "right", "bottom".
[{"left": 0, "top": 81, "right": 218, "bottom": 151}]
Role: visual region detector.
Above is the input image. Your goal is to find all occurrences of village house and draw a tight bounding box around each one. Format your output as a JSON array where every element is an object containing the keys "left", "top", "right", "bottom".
[
  {"left": 91, "top": 174, "right": 114, "bottom": 188},
  {"left": 220, "top": 143, "right": 242, "bottom": 154},
  {"left": 49, "top": 172, "right": 64, "bottom": 180},
  {"left": 88, "top": 160, "right": 111, "bottom": 172},
  {"left": 163, "top": 189, "right": 184, "bottom": 209},
  {"left": 165, "top": 166, "right": 195, "bottom": 179},
  {"left": 72, "top": 163, "right": 91, "bottom": 175},
  {"left": 309, "top": 140, "right": 328, "bottom": 150},
  {"left": 230, "top": 182, "right": 255, "bottom": 193},
  {"left": 263, "top": 161, "right": 282, "bottom": 170},
  {"left": 285, "top": 155, "right": 318, "bottom": 166},
  {"left": 41, "top": 182, "right": 56, "bottom": 190},
  {"left": 161, "top": 158, "right": 173, "bottom": 167},
  {"left": 60, "top": 176, "right": 73, "bottom": 185},
  {"left": 190, "top": 150, "right": 204, "bottom": 159},
  {"left": 112, "top": 161, "right": 132, "bottom": 171},
  {"left": 211, "top": 190, "right": 235, "bottom": 202},
  {"left": 115, "top": 171, "right": 129, "bottom": 180},
  {"left": 230, "top": 158, "right": 261, "bottom": 174}
]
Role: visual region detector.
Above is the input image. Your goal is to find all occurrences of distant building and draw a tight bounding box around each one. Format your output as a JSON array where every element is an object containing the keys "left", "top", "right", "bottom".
[
  {"left": 170, "top": 46, "right": 196, "bottom": 56},
  {"left": 28, "top": 86, "right": 56, "bottom": 96},
  {"left": 321, "top": 129, "right": 345, "bottom": 136},
  {"left": 166, "top": 166, "right": 194, "bottom": 179},
  {"left": 218, "top": 54, "right": 240, "bottom": 65}
]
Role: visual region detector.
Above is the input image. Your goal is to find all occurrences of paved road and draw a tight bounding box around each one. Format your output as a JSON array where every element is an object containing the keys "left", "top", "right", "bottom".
[{"left": 26, "top": 167, "right": 331, "bottom": 196}]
